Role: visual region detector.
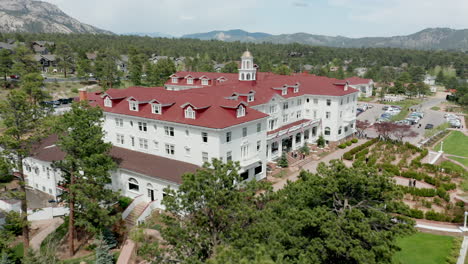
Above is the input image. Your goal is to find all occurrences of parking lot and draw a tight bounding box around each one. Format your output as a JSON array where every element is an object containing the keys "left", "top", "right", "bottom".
[{"left": 357, "top": 101, "right": 449, "bottom": 145}]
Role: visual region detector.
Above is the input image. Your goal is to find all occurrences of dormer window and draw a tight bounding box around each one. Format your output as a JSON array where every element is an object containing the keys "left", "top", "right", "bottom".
[
  {"left": 248, "top": 94, "right": 254, "bottom": 102},
  {"left": 187, "top": 78, "right": 193, "bottom": 85},
  {"left": 104, "top": 97, "right": 112, "bottom": 107},
  {"left": 201, "top": 79, "right": 209, "bottom": 85},
  {"left": 237, "top": 105, "right": 246, "bottom": 118},
  {"left": 185, "top": 106, "right": 195, "bottom": 119},
  {"left": 281, "top": 89, "right": 287, "bottom": 96},
  {"left": 151, "top": 104, "right": 161, "bottom": 115},
  {"left": 294, "top": 87, "right": 299, "bottom": 93},
  {"left": 129, "top": 101, "right": 138, "bottom": 111},
  {"left": 172, "top": 77, "right": 178, "bottom": 83}
]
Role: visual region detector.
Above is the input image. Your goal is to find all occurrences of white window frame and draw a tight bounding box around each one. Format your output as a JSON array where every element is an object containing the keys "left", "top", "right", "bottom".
[
  {"left": 151, "top": 104, "right": 162, "bottom": 114},
  {"left": 187, "top": 78, "right": 193, "bottom": 84},
  {"left": 139, "top": 138, "right": 148, "bottom": 149},
  {"left": 172, "top": 77, "right": 178, "bottom": 83},
  {"left": 201, "top": 79, "right": 209, "bottom": 85},
  {"left": 115, "top": 118, "right": 123, "bottom": 127},
  {"left": 326, "top": 112, "right": 331, "bottom": 119},
  {"left": 226, "top": 132, "right": 232, "bottom": 143},
  {"left": 185, "top": 106, "right": 196, "bottom": 119},
  {"left": 281, "top": 89, "right": 287, "bottom": 95},
  {"left": 294, "top": 87, "right": 299, "bottom": 93},
  {"left": 116, "top": 134, "right": 125, "bottom": 144},
  {"left": 202, "top": 132, "right": 208, "bottom": 143},
  {"left": 227, "top": 151, "right": 232, "bottom": 162},
  {"left": 202, "top": 152, "right": 209, "bottom": 163},
  {"left": 164, "top": 126, "right": 175, "bottom": 136},
  {"left": 237, "top": 105, "right": 246, "bottom": 118},
  {"left": 242, "top": 127, "right": 247, "bottom": 137},
  {"left": 165, "top": 144, "right": 175, "bottom": 155},
  {"left": 138, "top": 122, "right": 147, "bottom": 132},
  {"left": 248, "top": 94, "right": 254, "bottom": 102},
  {"left": 129, "top": 101, "right": 138, "bottom": 111},
  {"left": 104, "top": 97, "right": 112, "bottom": 107}
]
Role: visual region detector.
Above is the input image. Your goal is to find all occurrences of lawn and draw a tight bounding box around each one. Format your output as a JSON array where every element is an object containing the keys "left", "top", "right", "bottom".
[
  {"left": 393, "top": 233, "right": 455, "bottom": 264},
  {"left": 435, "top": 131, "right": 468, "bottom": 158},
  {"left": 449, "top": 156, "right": 468, "bottom": 167},
  {"left": 381, "top": 99, "right": 423, "bottom": 121}
]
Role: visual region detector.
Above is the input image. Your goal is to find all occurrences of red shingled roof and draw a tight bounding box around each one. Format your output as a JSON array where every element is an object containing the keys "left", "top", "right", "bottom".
[{"left": 345, "top": 76, "right": 372, "bottom": 85}]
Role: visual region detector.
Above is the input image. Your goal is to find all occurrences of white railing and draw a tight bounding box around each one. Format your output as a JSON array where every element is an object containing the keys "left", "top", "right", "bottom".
[
  {"left": 0, "top": 199, "right": 21, "bottom": 212},
  {"left": 136, "top": 200, "right": 161, "bottom": 225},
  {"left": 240, "top": 154, "right": 261, "bottom": 167},
  {"left": 27, "top": 206, "right": 69, "bottom": 221},
  {"left": 122, "top": 194, "right": 145, "bottom": 220}
]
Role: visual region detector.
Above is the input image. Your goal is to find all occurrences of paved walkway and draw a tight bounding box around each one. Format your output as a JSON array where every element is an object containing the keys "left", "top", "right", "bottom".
[
  {"left": 30, "top": 217, "right": 64, "bottom": 250},
  {"left": 458, "top": 236, "right": 468, "bottom": 264},
  {"left": 272, "top": 139, "right": 369, "bottom": 191}
]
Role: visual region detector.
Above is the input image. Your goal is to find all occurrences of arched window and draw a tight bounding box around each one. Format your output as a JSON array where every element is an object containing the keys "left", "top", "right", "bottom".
[
  {"left": 128, "top": 178, "right": 139, "bottom": 192},
  {"left": 246, "top": 73, "right": 251, "bottom": 80},
  {"left": 338, "top": 126, "right": 342, "bottom": 135},
  {"left": 104, "top": 97, "right": 112, "bottom": 107},
  {"left": 324, "top": 127, "right": 331, "bottom": 136},
  {"left": 237, "top": 105, "right": 246, "bottom": 118},
  {"left": 241, "top": 73, "right": 245, "bottom": 80},
  {"left": 185, "top": 106, "right": 196, "bottom": 119},
  {"left": 246, "top": 61, "right": 250, "bottom": 69}
]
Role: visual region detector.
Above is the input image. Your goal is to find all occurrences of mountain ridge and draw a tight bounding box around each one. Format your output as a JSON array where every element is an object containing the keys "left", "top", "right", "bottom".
[
  {"left": 0, "top": 0, "right": 113, "bottom": 34},
  {"left": 182, "top": 28, "right": 468, "bottom": 51}
]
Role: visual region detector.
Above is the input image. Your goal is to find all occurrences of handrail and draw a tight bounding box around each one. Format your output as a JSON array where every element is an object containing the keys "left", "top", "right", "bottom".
[{"left": 121, "top": 194, "right": 144, "bottom": 220}]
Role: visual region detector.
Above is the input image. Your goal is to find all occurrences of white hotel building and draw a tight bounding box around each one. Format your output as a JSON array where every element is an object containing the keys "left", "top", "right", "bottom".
[{"left": 22, "top": 51, "right": 359, "bottom": 212}]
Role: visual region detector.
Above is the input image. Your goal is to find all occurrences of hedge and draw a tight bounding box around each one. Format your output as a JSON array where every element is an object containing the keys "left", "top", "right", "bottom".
[
  {"left": 351, "top": 138, "right": 358, "bottom": 143},
  {"left": 338, "top": 144, "right": 347, "bottom": 149},
  {"left": 380, "top": 163, "right": 400, "bottom": 176},
  {"left": 425, "top": 210, "right": 451, "bottom": 222},
  {"left": 343, "top": 138, "right": 378, "bottom": 160},
  {"left": 346, "top": 141, "right": 352, "bottom": 146},
  {"left": 410, "top": 148, "right": 429, "bottom": 167}
]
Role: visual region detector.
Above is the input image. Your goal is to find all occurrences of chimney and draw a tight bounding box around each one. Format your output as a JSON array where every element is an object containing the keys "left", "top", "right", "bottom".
[{"left": 79, "top": 87, "right": 88, "bottom": 101}]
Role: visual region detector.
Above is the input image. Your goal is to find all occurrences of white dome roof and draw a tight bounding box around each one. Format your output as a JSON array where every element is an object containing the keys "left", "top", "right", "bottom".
[{"left": 242, "top": 50, "right": 253, "bottom": 58}]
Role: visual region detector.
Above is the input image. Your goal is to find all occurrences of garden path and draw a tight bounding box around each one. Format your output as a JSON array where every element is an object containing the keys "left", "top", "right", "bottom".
[{"left": 394, "top": 176, "right": 435, "bottom": 189}]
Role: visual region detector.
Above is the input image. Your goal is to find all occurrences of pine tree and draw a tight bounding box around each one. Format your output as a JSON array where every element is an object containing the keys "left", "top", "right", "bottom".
[
  {"left": 55, "top": 42, "right": 75, "bottom": 78},
  {"left": 0, "top": 49, "right": 12, "bottom": 86},
  {"left": 277, "top": 152, "right": 289, "bottom": 167},
  {"left": 12, "top": 46, "right": 38, "bottom": 76},
  {"left": 53, "top": 101, "right": 119, "bottom": 257},
  {"left": 0, "top": 252, "right": 10, "bottom": 264},
  {"left": 128, "top": 47, "right": 144, "bottom": 86},
  {"left": 95, "top": 233, "right": 114, "bottom": 264},
  {"left": 317, "top": 134, "right": 326, "bottom": 148},
  {"left": 95, "top": 50, "right": 122, "bottom": 89}
]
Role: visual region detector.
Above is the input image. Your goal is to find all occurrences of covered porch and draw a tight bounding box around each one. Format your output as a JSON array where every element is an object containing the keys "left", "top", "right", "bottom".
[{"left": 266, "top": 119, "right": 321, "bottom": 161}]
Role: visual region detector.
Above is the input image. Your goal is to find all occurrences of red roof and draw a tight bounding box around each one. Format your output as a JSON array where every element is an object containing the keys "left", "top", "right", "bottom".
[{"left": 89, "top": 71, "right": 358, "bottom": 129}]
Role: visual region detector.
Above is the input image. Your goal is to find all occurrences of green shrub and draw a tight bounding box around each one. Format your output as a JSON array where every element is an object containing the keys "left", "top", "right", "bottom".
[
  {"left": 317, "top": 134, "right": 326, "bottom": 148},
  {"left": 351, "top": 138, "right": 358, "bottom": 143},
  {"left": 425, "top": 210, "right": 450, "bottom": 221},
  {"left": 277, "top": 152, "right": 289, "bottom": 168},
  {"left": 4, "top": 211, "right": 22, "bottom": 236},
  {"left": 343, "top": 152, "right": 353, "bottom": 160},
  {"left": 422, "top": 200, "right": 432, "bottom": 208},
  {"left": 409, "top": 209, "right": 424, "bottom": 219},
  {"left": 118, "top": 196, "right": 133, "bottom": 210},
  {"left": 456, "top": 201, "right": 465, "bottom": 208},
  {"left": 342, "top": 138, "right": 378, "bottom": 161},
  {"left": 345, "top": 141, "right": 352, "bottom": 146},
  {"left": 380, "top": 163, "right": 400, "bottom": 176},
  {"left": 401, "top": 186, "right": 437, "bottom": 197},
  {"left": 441, "top": 183, "right": 456, "bottom": 191},
  {"left": 338, "top": 144, "right": 346, "bottom": 149},
  {"left": 401, "top": 170, "right": 422, "bottom": 180},
  {"left": 300, "top": 144, "right": 310, "bottom": 155}
]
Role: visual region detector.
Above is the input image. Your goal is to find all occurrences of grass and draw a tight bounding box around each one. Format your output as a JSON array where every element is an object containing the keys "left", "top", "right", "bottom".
[
  {"left": 449, "top": 156, "right": 468, "bottom": 167},
  {"left": 13, "top": 243, "right": 24, "bottom": 259},
  {"left": 434, "top": 131, "right": 468, "bottom": 158},
  {"left": 431, "top": 106, "right": 440, "bottom": 111},
  {"left": 392, "top": 233, "right": 455, "bottom": 264},
  {"left": 380, "top": 99, "right": 424, "bottom": 121},
  {"left": 358, "top": 97, "right": 374, "bottom": 102},
  {"left": 424, "top": 123, "right": 449, "bottom": 138}
]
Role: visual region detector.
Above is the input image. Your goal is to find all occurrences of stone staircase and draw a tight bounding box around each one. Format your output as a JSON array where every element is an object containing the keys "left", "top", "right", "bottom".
[{"left": 124, "top": 202, "right": 147, "bottom": 229}]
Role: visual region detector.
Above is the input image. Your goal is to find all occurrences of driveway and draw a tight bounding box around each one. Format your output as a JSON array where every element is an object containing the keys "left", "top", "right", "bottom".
[{"left": 26, "top": 189, "right": 55, "bottom": 209}]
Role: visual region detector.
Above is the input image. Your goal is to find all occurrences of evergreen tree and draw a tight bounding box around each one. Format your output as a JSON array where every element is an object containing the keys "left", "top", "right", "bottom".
[
  {"left": 76, "top": 58, "right": 93, "bottom": 79},
  {"left": 436, "top": 70, "right": 445, "bottom": 85},
  {"left": 55, "top": 42, "right": 75, "bottom": 78},
  {"left": 300, "top": 143, "right": 310, "bottom": 155},
  {"left": 0, "top": 49, "right": 12, "bottom": 86},
  {"left": 0, "top": 252, "right": 9, "bottom": 264},
  {"left": 221, "top": 61, "right": 239, "bottom": 73},
  {"left": 317, "top": 134, "right": 326, "bottom": 148},
  {"left": 12, "top": 46, "right": 38, "bottom": 76},
  {"left": 95, "top": 233, "right": 114, "bottom": 264},
  {"left": 95, "top": 50, "right": 122, "bottom": 89},
  {"left": 21, "top": 73, "right": 49, "bottom": 104},
  {"left": 128, "top": 47, "right": 144, "bottom": 85},
  {"left": 336, "top": 67, "right": 345, "bottom": 79},
  {"left": 273, "top": 65, "right": 292, "bottom": 75},
  {"left": 152, "top": 58, "right": 176, "bottom": 86},
  {"left": 277, "top": 152, "right": 289, "bottom": 167},
  {"left": 53, "top": 101, "right": 119, "bottom": 257},
  {"left": 0, "top": 90, "right": 50, "bottom": 255}
]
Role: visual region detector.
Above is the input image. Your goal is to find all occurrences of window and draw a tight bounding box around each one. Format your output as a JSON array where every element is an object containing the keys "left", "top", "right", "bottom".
[
  {"left": 283, "top": 102, "right": 289, "bottom": 110},
  {"left": 138, "top": 122, "right": 147, "bottom": 132},
  {"left": 153, "top": 141, "right": 159, "bottom": 150},
  {"left": 340, "top": 111, "right": 343, "bottom": 118},
  {"left": 256, "top": 140, "right": 261, "bottom": 152},
  {"left": 129, "top": 101, "right": 138, "bottom": 111},
  {"left": 347, "top": 96, "right": 350, "bottom": 103},
  {"left": 202, "top": 132, "right": 208, "bottom": 143},
  {"left": 185, "top": 146, "right": 191, "bottom": 156},
  {"left": 241, "top": 144, "right": 249, "bottom": 158},
  {"left": 338, "top": 126, "right": 342, "bottom": 135},
  {"left": 248, "top": 94, "right": 254, "bottom": 102},
  {"left": 268, "top": 119, "right": 276, "bottom": 131},
  {"left": 151, "top": 104, "right": 161, "bottom": 114},
  {"left": 313, "top": 98, "right": 318, "bottom": 104},
  {"left": 172, "top": 77, "right": 178, "bottom": 83},
  {"left": 326, "top": 99, "right": 331, "bottom": 106},
  {"left": 313, "top": 110, "right": 317, "bottom": 119},
  {"left": 226, "top": 132, "right": 232, "bottom": 143},
  {"left": 296, "top": 111, "right": 302, "bottom": 119},
  {"left": 269, "top": 105, "right": 277, "bottom": 114},
  {"left": 254, "top": 165, "right": 262, "bottom": 175},
  {"left": 242, "top": 127, "right": 247, "bottom": 137},
  {"left": 237, "top": 105, "right": 246, "bottom": 118},
  {"left": 283, "top": 114, "right": 288, "bottom": 123},
  {"left": 297, "top": 99, "right": 302, "bottom": 105},
  {"left": 345, "top": 126, "right": 349, "bottom": 133},
  {"left": 130, "top": 136, "right": 135, "bottom": 146},
  {"left": 202, "top": 152, "right": 209, "bottom": 162},
  {"left": 116, "top": 134, "right": 124, "bottom": 144},
  {"left": 240, "top": 171, "right": 249, "bottom": 181},
  {"left": 185, "top": 129, "right": 190, "bottom": 136},
  {"left": 227, "top": 151, "right": 232, "bottom": 162},
  {"left": 350, "top": 123, "right": 354, "bottom": 128},
  {"left": 340, "top": 99, "right": 343, "bottom": 105},
  {"left": 104, "top": 97, "right": 112, "bottom": 107},
  {"left": 164, "top": 126, "right": 174, "bottom": 136},
  {"left": 326, "top": 112, "right": 331, "bottom": 119},
  {"left": 312, "top": 126, "right": 317, "bottom": 137},
  {"left": 201, "top": 79, "right": 208, "bottom": 85},
  {"left": 115, "top": 118, "right": 123, "bottom": 127},
  {"left": 187, "top": 78, "right": 193, "bottom": 84},
  {"left": 185, "top": 106, "right": 196, "bottom": 119},
  {"left": 306, "top": 98, "right": 310, "bottom": 103},
  {"left": 324, "top": 127, "right": 331, "bottom": 136},
  {"left": 130, "top": 121, "right": 133, "bottom": 127},
  {"left": 128, "top": 178, "right": 139, "bottom": 192},
  {"left": 165, "top": 144, "right": 175, "bottom": 155},
  {"left": 257, "top": 123, "right": 261, "bottom": 133},
  {"left": 281, "top": 89, "right": 287, "bottom": 95},
  {"left": 294, "top": 87, "right": 299, "bottom": 93},
  {"left": 139, "top": 138, "right": 148, "bottom": 149}
]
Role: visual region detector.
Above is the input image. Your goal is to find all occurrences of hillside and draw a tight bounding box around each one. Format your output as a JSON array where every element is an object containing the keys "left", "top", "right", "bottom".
[
  {"left": 0, "top": 0, "right": 113, "bottom": 34},
  {"left": 182, "top": 28, "right": 468, "bottom": 51}
]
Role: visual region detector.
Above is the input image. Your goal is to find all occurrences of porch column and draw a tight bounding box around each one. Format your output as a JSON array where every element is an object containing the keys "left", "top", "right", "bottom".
[
  {"left": 301, "top": 132, "right": 305, "bottom": 146},
  {"left": 267, "top": 143, "right": 271, "bottom": 160},
  {"left": 292, "top": 134, "right": 296, "bottom": 150},
  {"left": 278, "top": 139, "right": 283, "bottom": 154}
]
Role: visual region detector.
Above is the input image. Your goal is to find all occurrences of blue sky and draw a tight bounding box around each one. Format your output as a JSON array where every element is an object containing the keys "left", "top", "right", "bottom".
[{"left": 44, "top": 0, "right": 468, "bottom": 37}]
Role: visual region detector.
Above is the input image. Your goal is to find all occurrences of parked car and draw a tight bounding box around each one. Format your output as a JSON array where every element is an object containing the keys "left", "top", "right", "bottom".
[
  {"left": 41, "top": 73, "right": 47, "bottom": 79},
  {"left": 410, "top": 112, "right": 424, "bottom": 118},
  {"left": 9, "top": 75, "right": 20, "bottom": 80},
  {"left": 425, "top": 124, "right": 434, "bottom": 129},
  {"left": 382, "top": 106, "right": 389, "bottom": 110},
  {"left": 407, "top": 116, "right": 420, "bottom": 124},
  {"left": 391, "top": 105, "right": 402, "bottom": 110}
]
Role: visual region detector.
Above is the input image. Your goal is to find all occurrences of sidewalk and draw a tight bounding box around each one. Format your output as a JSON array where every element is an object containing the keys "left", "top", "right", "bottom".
[
  {"left": 30, "top": 217, "right": 64, "bottom": 250},
  {"left": 272, "top": 139, "right": 369, "bottom": 191}
]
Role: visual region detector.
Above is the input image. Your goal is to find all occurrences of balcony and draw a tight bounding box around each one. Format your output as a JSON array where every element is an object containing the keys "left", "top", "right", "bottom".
[{"left": 240, "top": 153, "right": 261, "bottom": 167}]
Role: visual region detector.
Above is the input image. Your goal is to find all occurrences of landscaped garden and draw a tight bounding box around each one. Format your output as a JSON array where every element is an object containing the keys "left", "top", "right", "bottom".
[
  {"left": 392, "top": 232, "right": 461, "bottom": 264},
  {"left": 343, "top": 139, "right": 467, "bottom": 223}
]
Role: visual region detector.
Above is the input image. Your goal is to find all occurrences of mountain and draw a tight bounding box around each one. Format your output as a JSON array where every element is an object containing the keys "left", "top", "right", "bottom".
[
  {"left": 183, "top": 29, "right": 272, "bottom": 42},
  {"left": 122, "top": 32, "right": 174, "bottom": 38},
  {"left": 182, "top": 28, "right": 468, "bottom": 51},
  {"left": 0, "top": 0, "right": 113, "bottom": 34}
]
